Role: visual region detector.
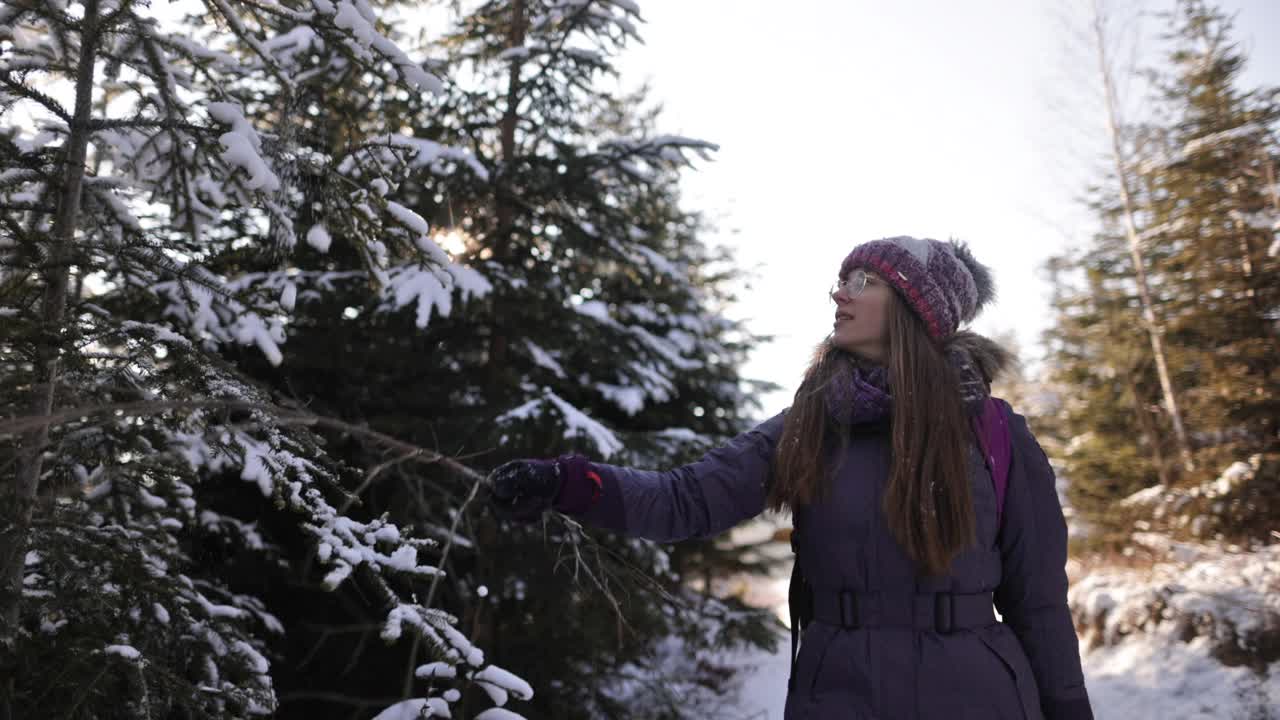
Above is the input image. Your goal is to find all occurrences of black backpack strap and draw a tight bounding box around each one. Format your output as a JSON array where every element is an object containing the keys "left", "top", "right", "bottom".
[
  {"left": 788, "top": 563, "right": 800, "bottom": 691},
  {"left": 786, "top": 523, "right": 811, "bottom": 692}
]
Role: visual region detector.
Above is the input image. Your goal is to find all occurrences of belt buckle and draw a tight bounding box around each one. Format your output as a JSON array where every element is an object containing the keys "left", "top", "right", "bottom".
[{"left": 934, "top": 592, "right": 955, "bottom": 634}]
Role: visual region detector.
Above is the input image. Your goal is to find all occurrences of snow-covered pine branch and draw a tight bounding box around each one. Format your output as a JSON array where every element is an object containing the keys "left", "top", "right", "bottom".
[{"left": 0, "top": 1, "right": 524, "bottom": 717}]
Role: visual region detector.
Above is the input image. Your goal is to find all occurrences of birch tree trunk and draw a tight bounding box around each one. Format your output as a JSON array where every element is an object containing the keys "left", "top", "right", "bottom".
[{"left": 1089, "top": 0, "right": 1195, "bottom": 476}]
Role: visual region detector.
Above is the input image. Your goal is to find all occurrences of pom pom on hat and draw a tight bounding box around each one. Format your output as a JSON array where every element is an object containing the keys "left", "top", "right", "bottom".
[{"left": 948, "top": 239, "right": 995, "bottom": 322}]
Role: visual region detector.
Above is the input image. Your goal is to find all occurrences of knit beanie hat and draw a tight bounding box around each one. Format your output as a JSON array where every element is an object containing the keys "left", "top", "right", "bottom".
[{"left": 839, "top": 236, "right": 995, "bottom": 341}]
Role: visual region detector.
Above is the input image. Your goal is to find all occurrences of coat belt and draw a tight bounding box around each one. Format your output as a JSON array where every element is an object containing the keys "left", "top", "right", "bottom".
[{"left": 810, "top": 589, "right": 996, "bottom": 633}]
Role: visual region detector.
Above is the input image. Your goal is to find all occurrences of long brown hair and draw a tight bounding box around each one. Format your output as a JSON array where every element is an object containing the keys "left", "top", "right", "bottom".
[{"left": 767, "top": 289, "right": 977, "bottom": 577}]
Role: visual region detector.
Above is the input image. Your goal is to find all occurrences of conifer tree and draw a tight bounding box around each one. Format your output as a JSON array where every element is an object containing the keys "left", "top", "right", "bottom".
[
  {"left": 1137, "top": 0, "right": 1280, "bottom": 471},
  {"left": 1089, "top": 0, "right": 1196, "bottom": 474},
  {"left": 202, "top": 1, "right": 784, "bottom": 716},
  {"left": 1045, "top": 0, "right": 1279, "bottom": 549},
  {"left": 0, "top": 1, "right": 529, "bottom": 717},
  {"left": 1044, "top": 236, "right": 1167, "bottom": 548}
]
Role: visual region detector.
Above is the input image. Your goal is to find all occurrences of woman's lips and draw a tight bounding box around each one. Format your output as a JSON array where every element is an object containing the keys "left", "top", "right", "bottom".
[{"left": 834, "top": 315, "right": 852, "bottom": 327}]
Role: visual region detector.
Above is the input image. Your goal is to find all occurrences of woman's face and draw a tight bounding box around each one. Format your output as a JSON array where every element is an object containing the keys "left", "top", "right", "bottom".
[{"left": 830, "top": 268, "right": 892, "bottom": 362}]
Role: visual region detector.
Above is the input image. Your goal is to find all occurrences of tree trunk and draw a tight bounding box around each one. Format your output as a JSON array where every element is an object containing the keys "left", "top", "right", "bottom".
[
  {"left": 1090, "top": 0, "right": 1195, "bottom": 476},
  {"left": 1264, "top": 156, "right": 1280, "bottom": 215},
  {"left": 1124, "top": 369, "right": 1171, "bottom": 487},
  {"left": 1262, "top": 155, "right": 1280, "bottom": 256},
  {"left": 485, "top": 0, "right": 526, "bottom": 392},
  {"left": 0, "top": 0, "right": 101, "bottom": 633},
  {"left": 1, "top": 6, "right": 101, "bottom": 719},
  {"left": 1226, "top": 178, "right": 1257, "bottom": 301}
]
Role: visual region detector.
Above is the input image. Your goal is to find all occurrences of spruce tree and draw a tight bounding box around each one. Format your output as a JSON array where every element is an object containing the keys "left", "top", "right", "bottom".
[
  {"left": 1138, "top": 0, "right": 1280, "bottom": 471},
  {"left": 1045, "top": 0, "right": 1279, "bottom": 550},
  {"left": 0, "top": 1, "right": 530, "bottom": 717},
  {"left": 1044, "top": 235, "right": 1167, "bottom": 548},
  {"left": 163, "top": 1, "right": 782, "bottom": 717}
]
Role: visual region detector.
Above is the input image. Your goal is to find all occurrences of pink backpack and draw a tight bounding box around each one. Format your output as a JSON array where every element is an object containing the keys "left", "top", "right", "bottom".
[{"left": 973, "top": 396, "right": 1012, "bottom": 523}]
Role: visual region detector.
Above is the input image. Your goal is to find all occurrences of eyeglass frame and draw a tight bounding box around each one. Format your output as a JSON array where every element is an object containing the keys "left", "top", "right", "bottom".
[{"left": 828, "top": 268, "right": 877, "bottom": 303}]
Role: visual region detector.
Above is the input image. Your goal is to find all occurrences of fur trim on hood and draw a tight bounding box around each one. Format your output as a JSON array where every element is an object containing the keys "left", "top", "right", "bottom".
[{"left": 946, "top": 330, "right": 1016, "bottom": 386}]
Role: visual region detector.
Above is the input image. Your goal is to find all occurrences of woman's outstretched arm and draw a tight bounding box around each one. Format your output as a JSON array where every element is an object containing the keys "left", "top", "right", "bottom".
[{"left": 571, "top": 410, "right": 787, "bottom": 543}]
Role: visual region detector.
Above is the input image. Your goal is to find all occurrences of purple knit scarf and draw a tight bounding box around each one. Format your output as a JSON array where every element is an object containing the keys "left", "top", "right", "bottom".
[{"left": 824, "top": 344, "right": 989, "bottom": 426}]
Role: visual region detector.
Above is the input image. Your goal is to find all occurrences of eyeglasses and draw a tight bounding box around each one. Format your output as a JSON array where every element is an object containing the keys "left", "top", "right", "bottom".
[{"left": 829, "top": 269, "right": 873, "bottom": 302}]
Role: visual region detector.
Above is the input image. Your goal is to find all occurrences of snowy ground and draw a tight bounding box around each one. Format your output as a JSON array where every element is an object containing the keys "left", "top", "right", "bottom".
[
  {"left": 1069, "top": 541, "right": 1280, "bottom": 720},
  {"left": 1083, "top": 630, "right": 1277, "bottom": 720},
  {"left": 719, "top": 639, "right": 790, "bottom": 720}
]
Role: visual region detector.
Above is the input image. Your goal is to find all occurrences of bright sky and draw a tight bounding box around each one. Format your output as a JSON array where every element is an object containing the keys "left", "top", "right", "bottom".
[{"left": 612, "top": 0, "right": 1280, "bottom": 416}]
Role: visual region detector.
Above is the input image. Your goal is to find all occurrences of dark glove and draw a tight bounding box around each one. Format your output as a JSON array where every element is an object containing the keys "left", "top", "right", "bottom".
[{"left": 486, "top": 454, "right": 602, "bottom": 521}]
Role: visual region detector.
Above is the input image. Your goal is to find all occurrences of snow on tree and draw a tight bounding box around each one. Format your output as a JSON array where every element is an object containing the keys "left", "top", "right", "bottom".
[
  {"left": 1045, "top": 0, "right": 1279, "bottom": 550},
  {"left": 0, "top": 0, "right": 523, "bottom": 717},
  {"left": 180, "top": 0, "right": 784, "bottom": 716}
]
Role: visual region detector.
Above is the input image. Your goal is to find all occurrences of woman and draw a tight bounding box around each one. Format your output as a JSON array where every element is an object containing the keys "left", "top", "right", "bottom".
[{"left": 486, "top": 236, "right": 1094, "bottom": 720}]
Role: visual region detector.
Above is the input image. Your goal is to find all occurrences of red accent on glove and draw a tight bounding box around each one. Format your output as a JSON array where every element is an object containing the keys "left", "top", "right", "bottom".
[{"left": 586, "top": 470, "right": 603, "bottom": 506}]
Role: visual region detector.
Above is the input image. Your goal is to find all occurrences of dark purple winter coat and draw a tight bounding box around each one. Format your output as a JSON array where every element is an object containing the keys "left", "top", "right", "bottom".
[{"left": 575, "top": 401, "right": 1094, "bottom": 720}]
